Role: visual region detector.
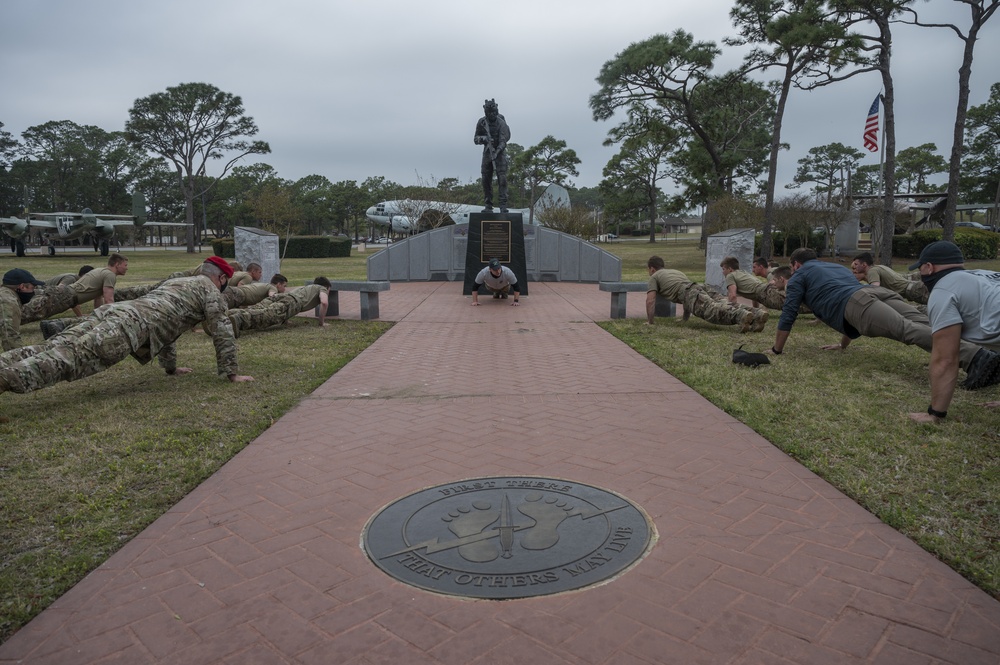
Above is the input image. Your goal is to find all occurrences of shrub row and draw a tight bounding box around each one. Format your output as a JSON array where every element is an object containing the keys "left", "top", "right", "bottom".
[
  {"left": 756, "top": 231, "right": 828, "bottom": 258},
  {"left": 755, "top": 229, "right": 998, "bottom": 262},
  {"left": 211, "top": 236, "right": 352, "bottom": 259},
  {"left": 892, "top": 229, "right": 999, "bottom": 261}
]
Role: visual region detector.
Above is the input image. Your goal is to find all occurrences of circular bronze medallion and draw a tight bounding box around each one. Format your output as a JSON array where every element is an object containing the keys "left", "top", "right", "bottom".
[{"left": 362, "top": 476, "right": 654, "bottom": 599}]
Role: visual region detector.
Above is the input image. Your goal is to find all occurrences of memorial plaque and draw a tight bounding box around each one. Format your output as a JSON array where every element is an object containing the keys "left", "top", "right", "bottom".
[
  {"left": 480, "top": 221, "right": 511, "bottom": 263},
  {"left": 362, "top": 476, "right": 653, "bottom": 599}
]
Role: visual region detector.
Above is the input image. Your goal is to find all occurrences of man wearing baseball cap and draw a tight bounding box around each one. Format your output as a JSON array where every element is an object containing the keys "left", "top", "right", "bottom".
[
  {"left": 0, "top": 257, "right": 253, "bottom": 399},
  {"left": 471, "top": 258, "right": 520, "bottom": 306},
  {"left": 1, "top": 268, "right": 45, "bottom": 351},
  {"left": 908, "top": 241, "right": 1000, "bottom": 423}
]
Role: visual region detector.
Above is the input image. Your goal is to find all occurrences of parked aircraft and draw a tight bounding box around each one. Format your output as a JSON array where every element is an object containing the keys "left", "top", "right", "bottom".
[
  {"left": 366, "top": 184, "right": 570, "bottom": 235},
  {"left": 1, "top": 197, "right": 191, "bottom": 257}
]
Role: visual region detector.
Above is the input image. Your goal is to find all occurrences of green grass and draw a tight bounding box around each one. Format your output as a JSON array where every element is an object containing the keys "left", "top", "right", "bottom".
[
  {"left": 600, "top": 318, "right": 999, "bottom": 599},
  {"left": 0, "top": 249, "right": 390, "bottom": 641},
  {"left": 599, "top": 235, "right": 1000, "bottom": 600},
  {"left": 1, "top": 239, "right": 999, "bottom": 643}
]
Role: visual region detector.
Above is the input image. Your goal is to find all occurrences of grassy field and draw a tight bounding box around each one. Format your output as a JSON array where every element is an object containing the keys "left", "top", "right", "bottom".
[
  {"left": 0, "top": 247, "right": 392, "bottom": 641},
  {"left": 1, "top": 238, "right": 998, "bottom": 643}
]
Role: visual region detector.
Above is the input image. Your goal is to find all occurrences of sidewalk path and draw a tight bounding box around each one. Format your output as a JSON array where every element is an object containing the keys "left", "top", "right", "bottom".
[{"left": 2, "top": 283, "right": 998, "bottom": 664}]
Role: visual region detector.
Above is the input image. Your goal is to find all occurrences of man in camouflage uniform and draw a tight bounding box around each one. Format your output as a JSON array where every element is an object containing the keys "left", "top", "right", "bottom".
[
  {"left": 720, "top": 256, "right": 787, "bottom": 311},
  {"left": 1, "top": 269, "right": 45, "bottom": 351},
  {"left": 230, "top": 262, "right": 259, "bottom": 287},
  {"left": 645, "top": 256, "right": 768, "bottom": 332},
  {"left": 19, "top": 256, "right": 126, "bottom": 324},
  {"left": 71, "top": 252, "right": 128, "bottom": 309},
  {"left": 39, "top": 266, "right": 94, "bottom": 317},
  {"left": 48, "top": 276, "right": 284, "bottom": 340},
  {"left": 113, "top": 279, "right": 274, "bottom": 309},
  {"left": 0, "top": 257, "right": 253, "bottom": 396},
  {"left": 229, "top": 261, "right": 260, "bottom": 286},
  {"left": 227, "top": 277, "right": 331, "bottom": 336},
  {"left": 117, "top": 262, "right": 273, "bottom": 307},
  {"left": 851, "top": 252, "right": 928, "bottom": 305}
]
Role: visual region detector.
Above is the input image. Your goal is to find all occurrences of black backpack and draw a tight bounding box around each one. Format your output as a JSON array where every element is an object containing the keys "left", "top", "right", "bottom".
[{"left": 732, "top": 344, "right": 770, "bottom": 368}]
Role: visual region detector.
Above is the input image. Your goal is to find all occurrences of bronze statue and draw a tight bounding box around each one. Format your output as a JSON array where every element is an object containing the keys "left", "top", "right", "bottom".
[{"left": 474, "top": 99, "right": 511, "bottom": 213}]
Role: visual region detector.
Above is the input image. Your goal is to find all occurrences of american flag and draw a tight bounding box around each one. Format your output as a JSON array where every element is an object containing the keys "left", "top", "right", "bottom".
[{"left": 863, "top": 95, "right": 881, "bottom": 152}]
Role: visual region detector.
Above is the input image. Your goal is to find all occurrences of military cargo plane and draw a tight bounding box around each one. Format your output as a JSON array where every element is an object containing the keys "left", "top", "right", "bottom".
[
  {"left": 366, "top": 184, "right": 570, "bottom": 235},
  {"left": 1, "top": 205, "right": 191, "bottom": 257}
]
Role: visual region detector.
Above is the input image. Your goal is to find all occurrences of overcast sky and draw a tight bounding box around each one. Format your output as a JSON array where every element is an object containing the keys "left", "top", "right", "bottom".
[{"left": 2, "top": 0, "right": 998, "bottom": 203}]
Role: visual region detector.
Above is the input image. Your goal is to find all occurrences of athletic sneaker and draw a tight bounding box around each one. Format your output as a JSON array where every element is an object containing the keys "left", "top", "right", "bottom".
[
  {"left": 492, "top": 292, "right": 501, "bottom": 299},
  {"left": 500, "top": 292, "right": 508, "bottom": 299},
  {"left": 962, "top": 348, "right": 1000, "bottom": 390}
]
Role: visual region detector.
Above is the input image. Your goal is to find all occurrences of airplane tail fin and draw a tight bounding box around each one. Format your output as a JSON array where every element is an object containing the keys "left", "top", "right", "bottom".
[{"left": 532, "top": 184, "right": 570, "bottom": 224}]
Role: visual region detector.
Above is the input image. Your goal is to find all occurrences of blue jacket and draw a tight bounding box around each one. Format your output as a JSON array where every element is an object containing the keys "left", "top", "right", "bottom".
[{"left": 778, "top": 260, "right": 864, "bottom": 336}]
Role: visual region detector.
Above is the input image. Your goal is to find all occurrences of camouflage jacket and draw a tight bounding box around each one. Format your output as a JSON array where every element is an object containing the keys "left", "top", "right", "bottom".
[
  {"left": 0, "top": 287, "right": 23, "bottom": 351},
  {"left": 130, "top": 276, "right": 239, "bottom": 376}
]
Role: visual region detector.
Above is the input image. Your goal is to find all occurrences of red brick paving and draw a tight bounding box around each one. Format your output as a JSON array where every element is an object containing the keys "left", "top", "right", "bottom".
[{"left": 2, "top": 282, "right": 999, "bottom": 664}]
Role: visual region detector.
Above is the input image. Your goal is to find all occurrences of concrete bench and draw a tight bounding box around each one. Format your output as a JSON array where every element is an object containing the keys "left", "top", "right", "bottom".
[
  {"left": 598, "top": 282, "right": 676, "bottom": 319},
  {"left": 307, "top": 280, "right": 390, "bottom": 320}
]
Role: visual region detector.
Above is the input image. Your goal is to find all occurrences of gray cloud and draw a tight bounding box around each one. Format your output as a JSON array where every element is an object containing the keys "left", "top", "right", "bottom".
[{"left": 3, "top": 0, "right": 997, "bottom": 200}]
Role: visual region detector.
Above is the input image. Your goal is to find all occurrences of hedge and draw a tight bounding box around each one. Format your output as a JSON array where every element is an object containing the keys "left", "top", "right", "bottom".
[
  {"left": 892, "top": 229, "right": 999, "bottom": 261},
  {"left": 211, "top": 235, "right": 352, "bottom": 259},
  {"left": 756, "top": 231, "right": 828, "bottom": 257}
]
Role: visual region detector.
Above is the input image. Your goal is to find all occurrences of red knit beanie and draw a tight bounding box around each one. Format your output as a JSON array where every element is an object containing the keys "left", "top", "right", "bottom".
[{"left": 204, "top": 256, "right": 235, "bottom": 278}]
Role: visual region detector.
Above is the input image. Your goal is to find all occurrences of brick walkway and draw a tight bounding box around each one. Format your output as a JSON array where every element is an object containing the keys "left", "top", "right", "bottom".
[{"left": 2, "top": 283, "right": 999, "bottom": 664}]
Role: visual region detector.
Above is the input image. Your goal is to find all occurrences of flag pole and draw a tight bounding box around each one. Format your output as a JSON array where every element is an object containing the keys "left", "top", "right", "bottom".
[{"left": 878, "top": 93, "right": 885, "bottom": 198}]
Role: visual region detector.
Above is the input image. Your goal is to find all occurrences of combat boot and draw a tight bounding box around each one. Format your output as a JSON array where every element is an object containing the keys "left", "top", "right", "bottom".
[
  {"left": 39, "top": 319, "right": 65, "bottom": 340},
  {"left": 751, "top": 309, "right": 769, "bottom": 333},
  {"left": 738, "top": 309, "right": 756, "bottom": 333}
]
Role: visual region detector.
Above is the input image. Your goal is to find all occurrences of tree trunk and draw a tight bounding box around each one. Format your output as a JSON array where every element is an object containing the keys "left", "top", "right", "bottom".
[
  {"left": 762, "top": 71, "right": 793, "bottom": 261},
  {"left": 943, "top": 21, "right": 982, "bottom": 242},
  {"left": 877, "top": 28, "right": 897, "bottom": 267},
  {"left": 183, "top": 175, "right": 196, "bottom": 253}
]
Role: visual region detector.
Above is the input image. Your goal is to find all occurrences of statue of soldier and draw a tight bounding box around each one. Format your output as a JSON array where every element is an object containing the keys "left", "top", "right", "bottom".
[{"left": 473, "top": 99, "right": 511, "bottom": 213}]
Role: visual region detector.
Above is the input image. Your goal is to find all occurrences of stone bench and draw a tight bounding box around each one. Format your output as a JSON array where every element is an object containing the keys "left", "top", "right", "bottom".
[
  {"left": 598, "top": 282, "right": 676, "bottom": 319},
  {"left": 307, "top": 280, "right": 390, "bottom": 320}
]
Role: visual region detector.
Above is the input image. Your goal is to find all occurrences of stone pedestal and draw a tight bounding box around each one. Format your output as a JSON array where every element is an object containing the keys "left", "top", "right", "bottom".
[{"left": 462, "top": 212, "right": 529, "bottom": 296}]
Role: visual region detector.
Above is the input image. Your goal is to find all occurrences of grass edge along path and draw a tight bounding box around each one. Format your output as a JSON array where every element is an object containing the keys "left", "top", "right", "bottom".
[{"left": 0, "top": 318, "right": 392, "bottom": 643}]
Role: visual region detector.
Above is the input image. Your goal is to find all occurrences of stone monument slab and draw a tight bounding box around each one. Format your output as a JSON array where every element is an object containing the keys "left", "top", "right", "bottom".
[
  {"left": 706, "top": 228, "right": 755, "bottom": 294},
  {"left": 234, "top": 226, "right": 280, "bottom": 284}
]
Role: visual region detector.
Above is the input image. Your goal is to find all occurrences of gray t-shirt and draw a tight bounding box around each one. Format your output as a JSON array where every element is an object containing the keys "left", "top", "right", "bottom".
[
  {"left": 475, "top": 266, "right": 518, "bottom": 290},
  {"left": 927, "top": 269, "right": 1000, "bottom": 349}
]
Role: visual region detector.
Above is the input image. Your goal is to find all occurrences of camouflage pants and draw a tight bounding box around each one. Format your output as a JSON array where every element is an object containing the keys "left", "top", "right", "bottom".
[
  {"left": 754, "top": 285, "right": 812, "bottom": 314},
  {"left": 902, "top": 280, "right": 929, "bottom": 305},
  {"left": 0, "top": 307, "right": 145, "bottom": 394},
  {"left": 227, "top": 300, "right": 294, "bottom": 337},
  {"left": 683, "top": 285, "right": 753, "bottom": 326},
  {"left": 754, "top": 284, "right": 787, "bottom": 311},
  {"left": 20, "top": 285, "right": 77, "bottom": 324}
]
